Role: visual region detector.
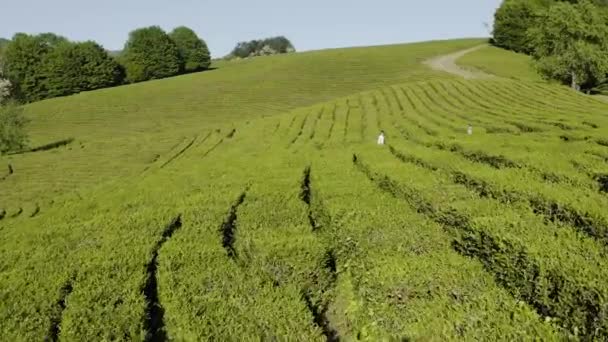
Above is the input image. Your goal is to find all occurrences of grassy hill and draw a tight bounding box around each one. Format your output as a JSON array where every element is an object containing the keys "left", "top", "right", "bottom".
[
  {"left": 455, "top": 45, "right": 545, "bottom": 82},
  {"left": 2, "top": 38, "right": 608, "bottom": 340},
  {"left": 0, "top": 38, "right": 482, "bottom": 211}
]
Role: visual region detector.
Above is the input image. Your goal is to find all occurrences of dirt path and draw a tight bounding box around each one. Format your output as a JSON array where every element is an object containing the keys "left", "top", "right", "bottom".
[{"left": 423, "top": 45, "right": 494, "bottom": 80}]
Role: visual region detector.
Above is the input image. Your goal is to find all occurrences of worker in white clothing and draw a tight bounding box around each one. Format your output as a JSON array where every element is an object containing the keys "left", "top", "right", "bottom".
[{"left": 377, "top": 130, "right": 385, "bottom": 145}]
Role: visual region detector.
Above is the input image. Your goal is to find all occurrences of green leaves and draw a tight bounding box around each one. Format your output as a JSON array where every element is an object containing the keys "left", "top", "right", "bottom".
[
  {"left": 0, "top": 103, "right": 28, "bottom": 154},
  {"left": 1, "top": 26, "right": 212, "bottom": 102},
  {"left": 42, "top": 41, "right": 124, "bottom": 98},
  {"left": 121, "top": 26, "right": 181, "bottom": 83},
  {"left": 1, "top": 33, "right": 52, "bottom": 102},
  {"left": 493, "top": 0, "right": 549, "bottom": 54},
  {"left": 169, "top": 26, "right": 211, "bottom": 73},
  {"left": 228, "top": 36, "right": 295, "bottom": 59},
  {"left": 1, "top": 34, "right": 123, "bottom": 102}
]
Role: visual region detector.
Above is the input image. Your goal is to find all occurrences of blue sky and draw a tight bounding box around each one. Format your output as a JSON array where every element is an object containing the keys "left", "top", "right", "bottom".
[{"left": 1, "top": 1, "right": 502, "bottom": 57}]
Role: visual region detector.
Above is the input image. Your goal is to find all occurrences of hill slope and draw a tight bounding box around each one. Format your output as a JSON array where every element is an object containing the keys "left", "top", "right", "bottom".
[
  {"left": 1, "top": 38, "right": 482, "bottom": 210},
  {"left": 455, "top": 45, "right": 545, "bottom": 82},
  {"left": 2, "top": 39, "right": 608, "bottom": 340}
]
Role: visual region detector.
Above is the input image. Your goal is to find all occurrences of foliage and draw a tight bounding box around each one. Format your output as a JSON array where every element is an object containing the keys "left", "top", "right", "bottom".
[
  {"left": 527, "top": 0, "right": 608, "bottom": 90},
  {"left": 492, "top": 0, "right": 552, "bottom": 53},
  {"left": 41, "top": 41, "right": 124, "bottom": 98},
  {"left": 0, "top": 78, "right": 11, "bottom": 103},
  {"left": 0, "top": 103, "right": 28, "bottom": 154},
  {"left": 228, "top": 36, "right": 295, "bottom": 59},
  {"left": 1, "top": 33, "right": 53, "bottom": 102},
  {"left": 1, "top": 34, "right": 124, "bottom": 102},
  {"left": 0, "top": 38, "right": 9, "bottom": 49},
  {"left": 120, "top": 26, "right": 181, "bottom": 83},
  {"left": 169, "top": 26, "right": 211, "bottom": 73}
]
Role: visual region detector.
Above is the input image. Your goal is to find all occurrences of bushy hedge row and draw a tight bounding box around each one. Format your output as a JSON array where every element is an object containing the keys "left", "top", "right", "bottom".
[
  {"left": 0, "top": 26, "right": 211, "bottom": 102},
  {"left": 226, "top": 36, "right": 295, "bottom": 60}
]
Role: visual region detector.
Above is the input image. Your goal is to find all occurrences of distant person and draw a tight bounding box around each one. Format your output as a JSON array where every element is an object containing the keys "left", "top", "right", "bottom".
[
  {"left": 377, "top": 130, "right": 385, "bottom": 145},
  {"left": 467, "top": 124, "right": 473, "bottom": 135}
]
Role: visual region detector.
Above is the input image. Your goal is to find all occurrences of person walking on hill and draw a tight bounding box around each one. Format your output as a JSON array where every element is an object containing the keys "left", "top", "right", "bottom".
[{"left": 377, "top": 130, "right": 385, "bottom": 145}]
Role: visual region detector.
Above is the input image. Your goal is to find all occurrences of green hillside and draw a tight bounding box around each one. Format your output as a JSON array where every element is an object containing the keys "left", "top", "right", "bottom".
[
  {"left": 1, "top": 38, "right": 481, "bottom": 211},
  {"left": 455, "top": 45, "right": 544, "bottom": 82},
  {"left": 2, "top": 39, "right": 608, "bottom": 340}
]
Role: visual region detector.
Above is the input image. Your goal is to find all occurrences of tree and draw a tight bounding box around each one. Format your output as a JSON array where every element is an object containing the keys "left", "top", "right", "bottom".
[
  {"left": 1, "top": 33, "right": 53, "bottom": 102},
  {"left": 527, "top": 0, "right": 608, "bottom": 90},
  {"left": 120, "top": 26, "right": 181, "bottom": 83},
  {"left": 228, "top": 36, "right": 295, "bottom": 59},
  {"left": 493, "top": 0, "right": 553, "bottom": 53},
  {"left": 0, "top": 103, "right": 28, "bottom": 154},
  {"left": 0, "top": 41, "right": 11, "bottom": 103},
  {"left": 169, "top": 26, "right": 211, "bottom": 73},
  {"left": 41, "top": 41, "right": 124, "bottom": 98}
]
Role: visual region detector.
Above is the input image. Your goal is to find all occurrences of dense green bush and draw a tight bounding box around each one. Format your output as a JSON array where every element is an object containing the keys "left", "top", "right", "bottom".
[
  {"left": 120, "top": 26, "right": 181, "bottom": 83},
  {"left": 169, "top": 26, "right": 211, "bottom": 73},
  {"left": 528, "top": 0, "right": 608, "bottom": 90},
  {"left": 2, "top": 34, "right": 123, "bottom": 101},
  {"left": 1, "top": 33, "right": 54, "bottom": 102},
  {"left": 228, "top": 36, "right": 295, "bottom": 59},
  {"left": 0, "top": 26, "right": 211, "bottom": 102},
  {"left": 492, "top": 0, "right": 550, "bottom": 53},
  {"left": 42, "top": 41, "right": 124, "bottom": 98},
  {"left": 0, "top": 103, "right": 28, "bottom": 154},
  {"left": 493, "top": 0, "right": 608, "bottom": 90}
]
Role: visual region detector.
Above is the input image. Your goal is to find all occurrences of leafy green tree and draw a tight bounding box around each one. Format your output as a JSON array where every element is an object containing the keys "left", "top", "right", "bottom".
[
  {"left": 493, "top": 0, "right": 553, "bottom": 53},
  {"left": 169, "top": 26, "right": 211, "bottom": 73},
  {"left": 42, "top": 41, "right": 124, "bottom": 98},
  {"left": 37, "top": 33, "right": 68, "bottom": 47},
  {"left": 1, "top": 33, "right": 53, "bottom": 102},
  {"left": 229, "top": 36, "right": 295, "bottom": 59},
  {"left": 120, "top": 26, "right": 181, "bottom": 83},
  {"left": 528, "top": 0, "right": 608, "bottom": 90},
  {"left": 0, "top": 103, "right": 28, "bottom": 154}
]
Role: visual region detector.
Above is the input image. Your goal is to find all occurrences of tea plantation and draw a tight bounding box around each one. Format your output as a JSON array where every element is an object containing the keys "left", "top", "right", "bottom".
[{"left": 1, "top": 39, "right": 608, "bottom": 341}]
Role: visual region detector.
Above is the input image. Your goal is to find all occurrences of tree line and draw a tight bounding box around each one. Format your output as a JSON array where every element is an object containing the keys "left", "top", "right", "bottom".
[
  {"left": 225, "top": 36, "right": 295, "bottom": 59},
  {"left": 0, "top": 26, "right": 211, "bottom": 103},
  {"left": 493, "top": 0, "right": 608, "bottom": 92}
]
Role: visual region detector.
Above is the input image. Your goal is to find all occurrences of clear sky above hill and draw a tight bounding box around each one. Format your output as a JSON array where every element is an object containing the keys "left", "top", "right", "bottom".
[{"left": 1, "top": 0, "right": 502, "bottom": 57}]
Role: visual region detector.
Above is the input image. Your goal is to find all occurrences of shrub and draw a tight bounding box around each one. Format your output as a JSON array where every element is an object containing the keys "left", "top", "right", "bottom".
[
  {"left": 0, "top": 103, "right": 28, "bottom": 154},
  {"left": 228, "top": 36, "right": 295, "bottom": 59}
]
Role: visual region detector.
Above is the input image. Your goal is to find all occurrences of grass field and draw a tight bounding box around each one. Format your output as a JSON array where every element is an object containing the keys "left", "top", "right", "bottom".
[
  {"left": 455, "top": 45, "right": 544, "bottom": 82},
  {"left": 2, "top": 38, "right": 608, "bottom": 340}
]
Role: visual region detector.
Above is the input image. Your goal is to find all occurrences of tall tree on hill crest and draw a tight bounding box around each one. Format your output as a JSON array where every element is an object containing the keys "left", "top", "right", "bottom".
[
  {"left": 169, "top": 26, "right": 211, "bottom": 73},
  {"left": 120, "top": 26, "right": 181, "bottom": 83}
]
